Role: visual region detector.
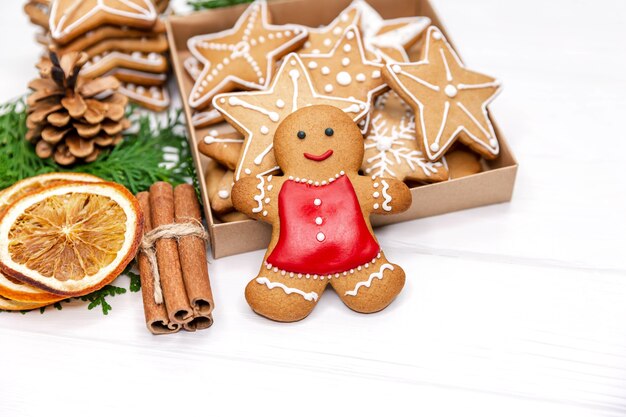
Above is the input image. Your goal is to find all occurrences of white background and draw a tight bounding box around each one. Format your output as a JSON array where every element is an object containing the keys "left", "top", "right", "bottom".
[{"left": 1, "top": 1, "right": 626, "bottom": 416}]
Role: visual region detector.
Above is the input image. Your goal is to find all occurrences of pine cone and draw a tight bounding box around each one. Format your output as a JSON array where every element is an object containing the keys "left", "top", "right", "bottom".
[{"left": 26, "top": 51, "right": 130, "bottom": 165}]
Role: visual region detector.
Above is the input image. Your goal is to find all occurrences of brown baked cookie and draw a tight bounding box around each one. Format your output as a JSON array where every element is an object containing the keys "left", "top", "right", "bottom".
[
  {"left": 104, "top": 68, "right": 167, "bottom": 86},
  {"left": 83, "top": 34, "right": 169, "bottom": 57},
  {"left": 446, "top": 148, "right": 483, "bottom": 179},
  {"left": 197, "top": 128, "right": 244, "bottom": 171},
  {"left": 211, "top": 170, "right": 235, "bottom": 214},
  {"left": 49, "top": 0, "right": 158, "bottom": 44},
  {"left": 81, "top": 51, "right": 168, "bottom": 78},
  {"left": 118, "top": 83, "right": 169, "bottom": 112},
  {"left": 383, "top": 26, "right": 501, "bottom": 161},
  {"left": 352, "top": 0, "right": 430, "bottom": 63},
  {"left": 299, "top": 25, "right": 387, "bottom": 133},
  {"left": 231, "top": 105, "right": 412, "bottom": 322},
  {"left": 298, "top": 3, "right": 360, "bottom": 55},
  {"left": 187, "top": 0, "right": 308, "bottom": 110},
  {"left": 363, "top": 92, "right": 448, "bottom": 183},
  {"left": 51, "top": 20, "right": 166, "bottom": 54},
  {"left": 213, "top": 53, "right": 367, "bottom": 181},
  {"left": 191, "top": 108, "right": 225, "bottom": 129}
]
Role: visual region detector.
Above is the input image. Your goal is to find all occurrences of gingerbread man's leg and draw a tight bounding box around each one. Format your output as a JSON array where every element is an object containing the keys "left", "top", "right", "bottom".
[
  {"left": 245, "top": 269, "right": 329, "bottom": 322},
  {"left": 329, "top": 252, "right": 405, "bottom": 313}
]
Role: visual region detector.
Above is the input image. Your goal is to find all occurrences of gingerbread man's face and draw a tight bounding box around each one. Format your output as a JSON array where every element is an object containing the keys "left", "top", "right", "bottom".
[{"left": 273, "top": 105, "right": 364, "bottom": 179}]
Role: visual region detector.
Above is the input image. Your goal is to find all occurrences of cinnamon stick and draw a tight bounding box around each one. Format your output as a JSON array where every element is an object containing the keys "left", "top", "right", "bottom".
[
  {"left": 174, "top": 184, "right": 214, "bottom": 318},
  {"left": 136, "top": 192, "right": 181, "bottom": 335},
  {"left": 183, "top": 314, "right": 214, "bottom": 332},
  {"left": 149, "top": 182, "right": 193, "bottom": 324}
]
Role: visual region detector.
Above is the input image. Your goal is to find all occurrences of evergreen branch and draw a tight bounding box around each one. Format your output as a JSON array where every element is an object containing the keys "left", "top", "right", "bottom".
[{"left": 188, "top": 0, "right": 253, "bottom": 11}]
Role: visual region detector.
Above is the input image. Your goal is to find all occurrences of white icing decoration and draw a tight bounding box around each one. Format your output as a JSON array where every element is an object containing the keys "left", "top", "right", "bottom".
[
  {"left": 380, "top": 180, "right": 392, "bottom": 211},
  {"left": 343, "top": 44, "right": 351, "bottom": 53},
  {"left": 315, "top": 216, "right": 323, "bottom": 225},
  {"left": 256, "top": 277, "right": 318, "bottom": 301},
  {"left": 356, "top": 73, "right": 366, "bottom": 82},
  {"left": 275, "top": 99, "right": 285, "bottom": 108},
  {"left": 364, "top": 110, "right": 444, "bottom": 179},
  {"left": 324, "top": 84, "right": 334, "bottom": 93},
  {"left": 81, "top": 51, "right": 165, "bottom": 78},
  {"left": 321, "top": 66, "right": 331, "bottom": 75},
  {"left": 203, "top": 134, "right": 244, "bottom": 145},
  {"left": 314, "top": 198, "right": 321, "bottom": 206},
  {"left": 345, "top": 263, "right": 394, "bottom": 297},
  {"left": 118, "top": 83, "right": 169, "bottom": 108},
  {"left": 444, "top": 84, "right": 457, "bottom": 98},
  {"left": 218, "top": 190, "right": 230, "bottom": 199},
  {"left": 228, "top": 96, "right": 279, "bottom": 122},
  {"left": 336, "top": 71, "right": 352, "bottom": 86},
  {"left": 316, "top": 232, "right": 325, "bottom": 242},
  {"left": 245, "top": 168, "right": 252, "bottom": 175},
  {"left": 308, "top": 61, "right": 318, "bottom": 69},
  {"left": 251, "top": 175, "right": 265, "bottom": 213},
  {"left": 342, "top": 57, "right": 350, "bottom": 66},
  {"left": 260, "top": 125, "right": 269, "bottom": 134}
]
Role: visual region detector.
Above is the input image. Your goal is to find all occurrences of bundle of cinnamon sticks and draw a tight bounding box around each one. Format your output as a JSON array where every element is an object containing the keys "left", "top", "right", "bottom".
[{"left": 136, "top": 182, "right": 214, "bottom": 335}]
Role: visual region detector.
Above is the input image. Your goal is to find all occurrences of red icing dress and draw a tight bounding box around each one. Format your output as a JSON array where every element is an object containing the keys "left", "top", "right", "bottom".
[{"left": 266, "top": 175, "right": 380, "bottom": 274}]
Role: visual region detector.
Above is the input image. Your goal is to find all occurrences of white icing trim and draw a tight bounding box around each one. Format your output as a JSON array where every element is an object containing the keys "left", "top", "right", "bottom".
[
  {"left": 81, "top": 51, "right": 165, "bottom": 77},
  {"left": 264, "top": 252, "right": 382, "bottom": 279},
  {"left": 345, "top": 263, "right": 393, "bottom": 296},
  {"left": 384, "top": 26, "right": 501, "bottom": 160},
  {"left": 380, "top": 180, "right": 392, "bottom": 211},
  {"left": 187, "top": 0, "right": 309, "bottom": 109},
  {"left": 256, "top": 277, "right": 318, "bottom": 301},
  {"left": 213, "top": 53, "right": 368, "bottom": 180},
  {"left": 118, "top": 83, "right": 169, "bottom": 108},
  {"left": 50, "top": 0, "right": 157, "bottom": 41}
]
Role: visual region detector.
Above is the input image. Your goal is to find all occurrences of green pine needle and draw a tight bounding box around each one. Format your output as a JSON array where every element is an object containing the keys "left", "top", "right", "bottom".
[
  {"left": 127, "top": 271, "right": 142, "bottom": 293},
  {"left": 188, "top": 0, "right": 253, "bottom": 11},
  {"left": 0, "top": 99, "right": 194, "bottom": 194}
]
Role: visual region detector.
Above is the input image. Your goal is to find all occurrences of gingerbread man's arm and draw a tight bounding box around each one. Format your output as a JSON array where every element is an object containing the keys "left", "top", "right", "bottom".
[
  {"left": 231, "top": 174, "right": 285, "bottom": 222},
  {"left": 356, "top": 176, "right": 412, "bottom": 215}
]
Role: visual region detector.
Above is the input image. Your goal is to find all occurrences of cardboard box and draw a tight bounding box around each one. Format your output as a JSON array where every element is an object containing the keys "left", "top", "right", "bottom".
[{"left": 166, "top": 0, "right": 518, "bottom": 258}]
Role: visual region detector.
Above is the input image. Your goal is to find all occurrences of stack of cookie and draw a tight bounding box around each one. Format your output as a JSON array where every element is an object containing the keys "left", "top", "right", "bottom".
[
  {"left": 185, "top": 0, "right": 501, "bottom": 223},
  {"left": 24, "top": 0, "right": 171, "bottom": 111}
]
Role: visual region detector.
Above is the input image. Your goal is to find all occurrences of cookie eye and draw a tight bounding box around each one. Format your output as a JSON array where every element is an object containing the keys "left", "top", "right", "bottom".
[
  {"left": 325, "top": 128, "right": 334, "bottom": 137},
  {"left": 297, "top": 130, "right": 306, "bottom": 140}
]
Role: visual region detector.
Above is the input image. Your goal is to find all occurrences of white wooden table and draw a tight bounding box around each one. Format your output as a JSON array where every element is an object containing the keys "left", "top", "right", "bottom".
[{"left": 1, "top": 1, "right": 625, "bottom": 416}]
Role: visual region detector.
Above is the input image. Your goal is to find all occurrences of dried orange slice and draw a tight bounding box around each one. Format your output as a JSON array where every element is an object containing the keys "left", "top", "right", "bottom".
[
  {"left": 0, "top": 293, "right": 54, "bottom": 311},
  {"left": 0, "top": 172, "right": 102, "bottom": 217},
  {"left": 0, "top": 271, "right": 65, "bottom": 303},
  {"left": 0, "top": 182, "right": 143, "bottom": 296}
]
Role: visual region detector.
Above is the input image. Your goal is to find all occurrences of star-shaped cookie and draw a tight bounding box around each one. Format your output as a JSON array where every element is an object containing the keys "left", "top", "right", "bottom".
[
  {"left": 49, "top": 0, "right": 157, "bottom": 44},
  {"left": 298, "top": 3, "right": 360, "bottom": 55},
  {"left": 383, "top": 26, "right": 501, "bottom": 161},
  {"left": 352, "top": 0, "right": 430, "bottom": 62},
  {"left": 187, "top": 0, "right": 308, "bottom": 110},
  {"left": 213, "top": 53, "right": 368, "bottom": 180},
  {"left": 363, "top": 92, "right": 448, "bottom": 182},
  {"left": 299, "top": 25, "right": 387, "bottom": 132}
]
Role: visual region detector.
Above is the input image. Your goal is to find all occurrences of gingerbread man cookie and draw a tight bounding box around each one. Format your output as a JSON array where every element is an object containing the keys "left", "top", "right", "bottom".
[
  {"left": 231, "top": 105, "right": 412, "bottom": 322},
  {"left": 383, "top": 26, "right": 501, "bottom": 161},
  {"left": 187, "top": 0, "right": 308, "bottom": 110},
  {"left": 213, "top": 53, "right": 368, "bottom": 181}
]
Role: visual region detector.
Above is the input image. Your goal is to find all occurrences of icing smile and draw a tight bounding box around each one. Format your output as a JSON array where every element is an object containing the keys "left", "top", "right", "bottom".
[{"left": 304, "top": 150, "right": 334, "bottom": 161}]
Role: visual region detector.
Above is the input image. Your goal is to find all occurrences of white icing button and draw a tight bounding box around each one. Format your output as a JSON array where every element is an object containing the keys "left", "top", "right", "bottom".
[
  {"left": 372, "top": 70, "right": 381, "bottom": 79},
  {"left": 444, "top": 84, "right": 458, "bottom": 98},
  {"left": 276, "top": 99, "right": 285, "bottom": 108},
  {"left": 356, "top": 73, "right": 366, "bottom": 82},
  {"left": 432, "top": 30, "right": 442, "bottom": 40},
  {"left": 314, "top": 198, "right": 322, "bottom": 206},
  {"left": 315, "top": 216, "right": 323, "bottom": 225},
  {"left": 333, "top": 27, "right": 342, "bottom": 36},
  {"left": 336, "top": 71, "right": 352, "bottom": 86},
  {"left": 244, "top": 168, "right": 252, "bottom": 175},
  {"left": 321, "top": 66, "right": 331, "bottom": 75},
  {"left": 489, "top": 138, "right": 498, "bottom": 148},
  {"left": 392, "top": 65, "right": 402, "bottom": 73},
  {"left": 316, "top": 232, "right": 326, "bottom": 242},
  {"left": 430, "top": 143, "right": 440, "bottom": 152},
  {"left": 324, "top": 84, "right": 334, "bottom": 93},
  {"left": 373, "top": 182, "right": 379, "bottom": 188},
  {"left": 323, "top": 38, "right": 332, "bottom": 47},
  {"left": 218, "top": 190, "right": 229, "bottom": 199},
  {"left": 373, "top": 191, "right": 380, "bottom": 198},
  {"left": 260, "top": 125, "right": 269, "bottom": 134},
  {"left": 342, "top": 57, "right": 350, "bottom": 66},
  {"left": 373, "top": 203, "right": 380, "bottom": 209},
  {"left": 308, "top": 61, "right": 318, "bottom": 69},
  {"left": 343, "top": 44, "right": 351, "bottom": 53}
]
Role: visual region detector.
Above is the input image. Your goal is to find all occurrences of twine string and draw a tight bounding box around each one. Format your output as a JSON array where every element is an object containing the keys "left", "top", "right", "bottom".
[{"left": 139, "top": 218, "right": 208, "bottom": 304}]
